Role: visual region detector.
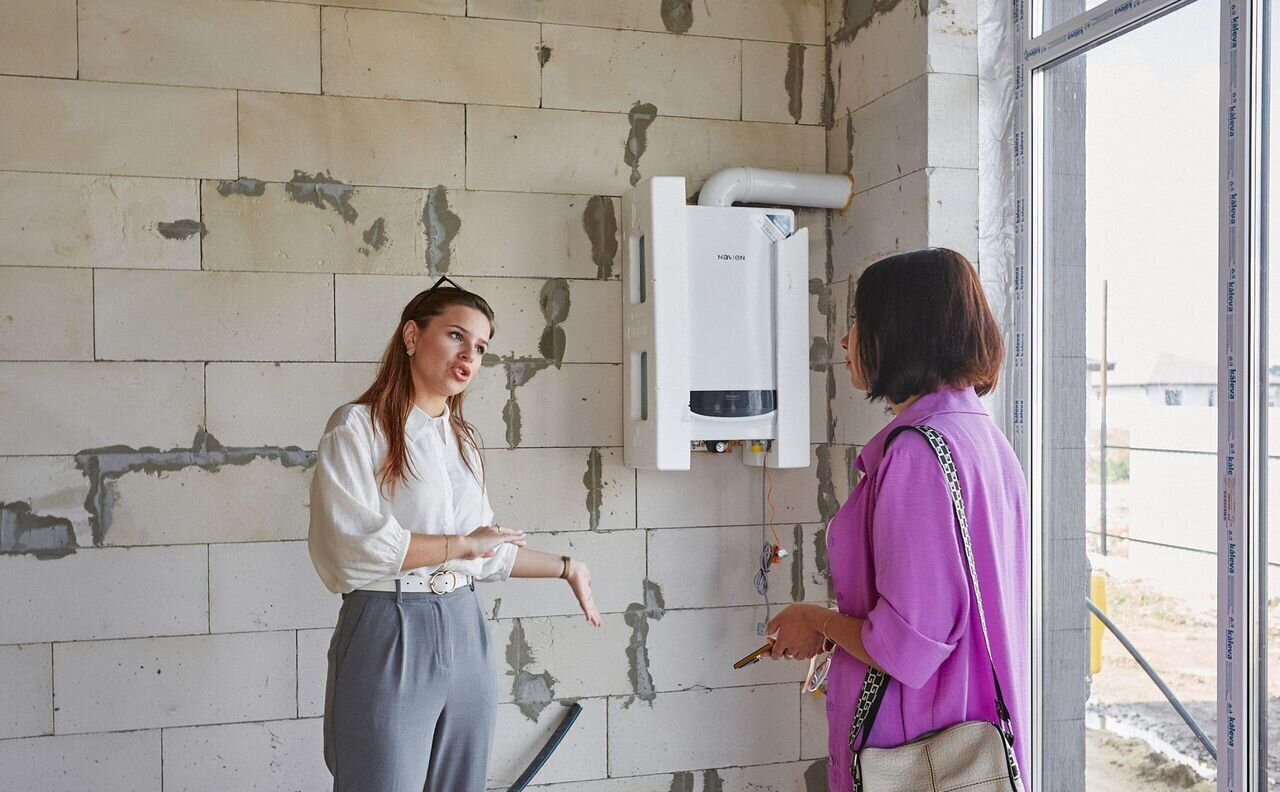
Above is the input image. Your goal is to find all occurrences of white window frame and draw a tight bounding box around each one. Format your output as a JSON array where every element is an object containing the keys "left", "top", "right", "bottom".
[{"left": 1011, "top": 0, "right": 1270, "bottom": 788}]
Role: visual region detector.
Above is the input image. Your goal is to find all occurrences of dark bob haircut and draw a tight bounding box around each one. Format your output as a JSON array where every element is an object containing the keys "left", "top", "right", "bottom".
[{"left": 853, "top": 247, "right": 1004, "bottom": 404}]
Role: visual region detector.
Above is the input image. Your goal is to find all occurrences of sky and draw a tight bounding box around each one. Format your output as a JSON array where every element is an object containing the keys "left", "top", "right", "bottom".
[{"left": 1077, "top": 0, "right": 1223, "bottom": 383}]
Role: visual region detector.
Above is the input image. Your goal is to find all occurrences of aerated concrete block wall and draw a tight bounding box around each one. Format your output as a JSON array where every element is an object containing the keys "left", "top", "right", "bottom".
[
  {"left": 0, "top": 1, "right": 893, "bottom": 790},
  {"left": 824, "top": 0, "right": 980, "bottom": 442}
]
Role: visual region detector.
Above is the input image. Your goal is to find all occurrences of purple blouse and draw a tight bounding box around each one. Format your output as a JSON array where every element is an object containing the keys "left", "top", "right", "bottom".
[{"left": 825, "top": 387, "right": 1030, "bottom": 791}]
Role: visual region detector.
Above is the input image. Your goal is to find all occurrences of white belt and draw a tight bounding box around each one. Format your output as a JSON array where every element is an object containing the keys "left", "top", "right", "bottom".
[{"left": 358, "top": 571, "right": 472, "bottom": 595}]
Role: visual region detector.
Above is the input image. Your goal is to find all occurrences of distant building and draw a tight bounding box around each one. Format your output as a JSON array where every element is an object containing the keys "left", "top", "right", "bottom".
[{"left": 1089, "top": 353, "right": 1216, "bottom": 408}]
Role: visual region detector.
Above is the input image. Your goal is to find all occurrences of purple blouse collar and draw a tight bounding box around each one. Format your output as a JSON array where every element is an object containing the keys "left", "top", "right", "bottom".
[{"left": 853, "top": 386, "right": 988, "bottom": 478}]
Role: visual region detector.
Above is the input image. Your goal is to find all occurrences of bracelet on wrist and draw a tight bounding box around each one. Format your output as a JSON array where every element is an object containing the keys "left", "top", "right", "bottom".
[
  {"left": 560, "top": 555, "right": 572, "bottom": 579},
  {"left": 820, "top": 611, "right": 837, "bottom": 653}
]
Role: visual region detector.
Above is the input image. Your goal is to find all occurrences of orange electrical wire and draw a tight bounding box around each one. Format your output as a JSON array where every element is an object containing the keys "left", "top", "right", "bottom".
[{"left": 765, "top": 465, "right": 782, "bottom": 559}]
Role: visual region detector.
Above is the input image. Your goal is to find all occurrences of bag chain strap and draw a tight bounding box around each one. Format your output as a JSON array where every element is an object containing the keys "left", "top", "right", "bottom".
[{"left": 847, "top": 426, "right": 1016, "bottom": 764}]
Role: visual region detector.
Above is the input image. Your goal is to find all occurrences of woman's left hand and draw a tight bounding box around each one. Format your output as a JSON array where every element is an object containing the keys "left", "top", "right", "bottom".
[
  {"left": 567, "top": 560, "right": 604, "bottom": 627},
  {"left": 766, "top": 604, "right": 828, "bottom": 660}
]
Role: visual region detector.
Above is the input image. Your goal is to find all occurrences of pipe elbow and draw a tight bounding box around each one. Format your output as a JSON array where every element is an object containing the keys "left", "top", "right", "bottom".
[
  {"left": 698, "top": 168, "right": 751, "bottom": 207},
  {"left": 696, "top": 167, "right": 854, "bottom": 210}
]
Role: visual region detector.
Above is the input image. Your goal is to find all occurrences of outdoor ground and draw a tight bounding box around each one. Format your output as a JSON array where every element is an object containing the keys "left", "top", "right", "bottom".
[
  {"left": 1085, "top": 561, "right": 1280, "bottom": 789},
  {"left": 1086, "top": 729, "right": 1215, "bottom": 792}
]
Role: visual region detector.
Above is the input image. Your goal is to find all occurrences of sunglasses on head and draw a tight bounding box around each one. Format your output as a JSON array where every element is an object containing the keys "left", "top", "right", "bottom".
[{"left": 405, "top": 275, "right": 467, "bottom": 317}]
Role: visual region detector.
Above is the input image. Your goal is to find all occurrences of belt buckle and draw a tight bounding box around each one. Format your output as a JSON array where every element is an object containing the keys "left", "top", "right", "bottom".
[{"left": 428, "top": 570, "right": 456, "bottom": 594}]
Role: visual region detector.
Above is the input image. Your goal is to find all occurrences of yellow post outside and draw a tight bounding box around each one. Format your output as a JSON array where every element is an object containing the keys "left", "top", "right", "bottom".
[{"left": 1090, "top": 571, "right": 1108, "bottom": 674}]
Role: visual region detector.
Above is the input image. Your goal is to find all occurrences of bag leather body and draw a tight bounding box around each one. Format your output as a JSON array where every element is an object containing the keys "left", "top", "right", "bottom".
[
  {"left": 850, "top": 425, "right": 1023, "bottom": 792},
  {"left": 857, "top": 721, "right": 1020, "bottom": 792}
]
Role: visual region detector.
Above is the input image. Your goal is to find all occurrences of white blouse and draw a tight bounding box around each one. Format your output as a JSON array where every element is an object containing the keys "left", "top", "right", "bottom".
[{"left": 308, "top": 402, "right": 518, "bottom": 594}]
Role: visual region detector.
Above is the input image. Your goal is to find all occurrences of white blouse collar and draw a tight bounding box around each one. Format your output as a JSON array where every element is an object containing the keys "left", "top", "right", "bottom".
[{"left": 406, "top": 403, "right": 451, "bottom": 443}]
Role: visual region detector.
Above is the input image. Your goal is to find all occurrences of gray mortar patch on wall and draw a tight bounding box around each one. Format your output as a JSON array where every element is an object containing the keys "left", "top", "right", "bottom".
[
  {"left": 423, "top": 185, "right": 461, "bottom": 275},
  {"left": 156, "top": 219, "right": 206, "bottom": 240},
  {"left": 660, "top": 0, "right": 694, "bottom": 33},
  {"left": 811, "top": 279, "right": 833, "bottom": 375},
  {"left": 1, "top": 502, "right": 78, "bottom": 558},
  {"left": 814, "top": 525, "right": 830, "bottom": 580},
  {"left": 804, "top": 758, "right": 829, "bottom": 791},
  {"left": 821, "top": 50, "right": 838, "bottom": 130},
  {"left": 791, "top": 523, "right": 806, "bottom": 601},
  {"left": 509, "top": 358, "right": 549, "bottom": 388},
  {"left": 216, "top": 178, "right": 267, "bottom": 198},
  {"left": 483, "top": 355, "right": 552, "bottom": 449},
  {"left": 815, "top": 445, "right": 840, "bottom": 524},
  {"left": 833, "top": 0, "right": 908, "bottom": 45},
  {"left": 825, "top": 211, "right": 836, "bottom": 284},
  {"left": 811, "top": 277, "right": 837, "bottom": 443},
  {"left": 846, "top": 112, "right": 856, "bottom": 173},
  {"left": 505, "top": 619, "right": 558, "bottom": 722},
  {"left": 583, "top": 447, "right": 604, "bottom": 530},
  {"left": 583, "top": 196, "right": 619, "bottom": 279},
  {"left": 810, "top": 337, "right": 830, "bottom": 371},
  {"left": 702, "top": 769, "right": 724, "bottom": 792},
  {"left": 826, "top": 369, "right": 838, "bottom": 441},
  {"left": 360, "top": 217, "right": 388, "bottom": 256},
  {"left": 625, "top": 103, "right": 659, "bottom": 187},
  {"left": 285, "top": 171, "right": 359, "bottom": 224},
  {"left": 786, "top": 44, "right": 806, "bottom": 123},
  {"left": 624, "top": 579, "right": 666, "bottom": 703},
  {"left": 538, "top": 278, "right": 571, "bottom": 364},
  {"left": 538, "top": 45, "right": 552, "bottom": 66},
  {"left": 811, "top": 278, "right": 832, "bottom": 322},
  {"left": 74, "top": 428, "right": 315, "bottom": 544},
  {"left": 668, "top": 772, "right": 695, "bottom": 792}
]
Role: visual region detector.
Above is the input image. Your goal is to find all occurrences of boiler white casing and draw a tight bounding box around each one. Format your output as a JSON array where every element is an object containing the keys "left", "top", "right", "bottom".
[{"left": 621, "top": 176, "right": 810, "bottom": 470}]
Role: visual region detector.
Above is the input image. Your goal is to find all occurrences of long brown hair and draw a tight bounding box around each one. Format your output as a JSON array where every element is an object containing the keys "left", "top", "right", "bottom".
[{"left": 355, "top": 286, "right": 496, "bottom": 496}]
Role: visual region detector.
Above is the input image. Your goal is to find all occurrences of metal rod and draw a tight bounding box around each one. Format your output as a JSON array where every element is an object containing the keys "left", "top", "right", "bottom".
[
  {"left": 1085, "top": 597, "right": 1216, "bottom": 759},
  {"left": 1085, "top": 529, "right": 1280, "bottom": 568}
]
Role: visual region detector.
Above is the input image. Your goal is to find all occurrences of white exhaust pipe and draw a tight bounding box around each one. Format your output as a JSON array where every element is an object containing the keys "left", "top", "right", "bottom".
[{"left": 696, "top": 167, "right": 855, "bottom": 210}]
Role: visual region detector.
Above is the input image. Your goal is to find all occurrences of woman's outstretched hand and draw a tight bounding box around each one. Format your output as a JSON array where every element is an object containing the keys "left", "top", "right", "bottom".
[
  {"left": 766, "top": 604, "right": 828, "bottom": 661},
  {"left": 459, "top": 524, "right": 527, "bottom": 560},
  {"left": 567, "top": 560, "right": 603, "bottom": 627}
]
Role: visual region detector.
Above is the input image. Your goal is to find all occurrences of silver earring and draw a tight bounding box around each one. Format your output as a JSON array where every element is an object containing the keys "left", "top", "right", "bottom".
[{"left": 406, "top": 347, "right": 415, "bottom": 357}]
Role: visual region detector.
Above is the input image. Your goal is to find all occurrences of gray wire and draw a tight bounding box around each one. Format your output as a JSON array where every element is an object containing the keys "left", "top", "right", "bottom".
[
  {"left": 755, "top": 453, "right": 773, "bottom": 633},
  {"left": 754, "top": 540, "right": 773, "bottom": 596}
]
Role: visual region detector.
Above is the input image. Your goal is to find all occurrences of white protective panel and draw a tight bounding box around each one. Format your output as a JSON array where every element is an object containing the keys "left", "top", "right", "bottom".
[{"left": 622, "top": 177, "right": 691, "bottom": 470}]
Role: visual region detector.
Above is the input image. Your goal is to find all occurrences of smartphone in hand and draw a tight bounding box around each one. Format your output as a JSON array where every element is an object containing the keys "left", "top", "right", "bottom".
[{"left": 733, "top": 642, "right": 775, "bottom": 670}]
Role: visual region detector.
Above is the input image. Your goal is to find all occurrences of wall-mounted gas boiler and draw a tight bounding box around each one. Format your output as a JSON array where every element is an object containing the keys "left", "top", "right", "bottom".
[{"left": 621, "top": 169, "right": 854, "bottom": 471}]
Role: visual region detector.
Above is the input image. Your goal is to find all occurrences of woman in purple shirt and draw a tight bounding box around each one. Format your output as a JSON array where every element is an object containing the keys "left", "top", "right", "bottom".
[{"left": 767, "top": 248, "right": 1030, "bottom": 790}]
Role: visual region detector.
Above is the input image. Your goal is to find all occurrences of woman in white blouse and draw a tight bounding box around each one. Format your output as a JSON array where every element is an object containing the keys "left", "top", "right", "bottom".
[{"left": 309, "top": 278, "right": 603, "bottom": 792}]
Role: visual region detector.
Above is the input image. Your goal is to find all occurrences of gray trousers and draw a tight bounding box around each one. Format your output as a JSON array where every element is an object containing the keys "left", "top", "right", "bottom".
[{"left": 324, "top": 583, "right": 497, "bottom": 792}]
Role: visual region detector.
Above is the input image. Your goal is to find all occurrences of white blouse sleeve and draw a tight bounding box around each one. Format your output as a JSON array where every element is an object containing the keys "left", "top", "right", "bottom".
[
  {"left": 308, "top": 424, "right": 412, "bottom": 594},
  {"left": 437, "top": 486, "right": 519, "bottom": 582}
]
